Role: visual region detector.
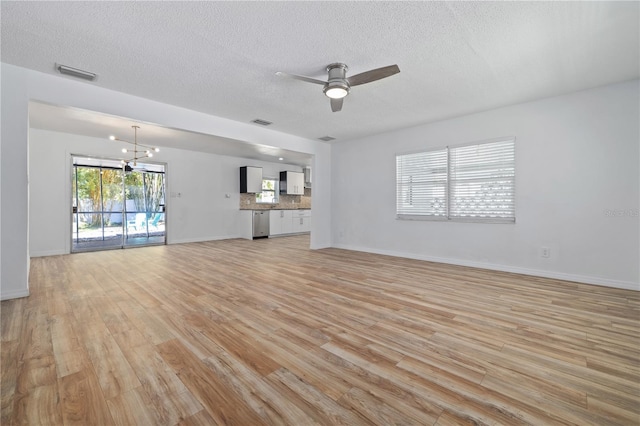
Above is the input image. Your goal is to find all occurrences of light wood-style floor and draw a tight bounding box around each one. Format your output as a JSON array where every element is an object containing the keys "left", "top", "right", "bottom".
[{"left": 2, "top": 235, "right": 638, "bottom": 425}]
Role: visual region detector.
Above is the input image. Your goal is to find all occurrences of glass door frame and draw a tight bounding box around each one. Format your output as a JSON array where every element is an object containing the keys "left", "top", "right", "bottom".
[
  {"left": 122, "top": 168, "right": 167, "bottom": 247},
  {"left": 71, "top": 154, "right": 167, "bottom": 252}
]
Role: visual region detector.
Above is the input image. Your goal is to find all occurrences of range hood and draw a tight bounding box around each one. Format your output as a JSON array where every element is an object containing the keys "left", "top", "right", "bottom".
[{"left": 304, "top": 167, "right": 312, "bottom": 188}]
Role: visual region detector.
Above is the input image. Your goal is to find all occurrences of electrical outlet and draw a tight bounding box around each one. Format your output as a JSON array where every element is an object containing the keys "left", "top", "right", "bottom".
[{"left": 541, "top": 247, "right": 550, "bottom": 258}]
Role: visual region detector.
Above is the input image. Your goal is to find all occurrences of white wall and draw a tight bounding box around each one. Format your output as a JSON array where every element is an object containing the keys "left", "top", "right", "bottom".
[
  {"left": 332, "top": 80, "right": 640, "bottom": 290},
  {"left": 29, "top": 129, "right": 303, "bottom": 255},
  {"left": 1, "top": 65, "right": 30, "bottom": 299},
  {"left": 1, "top": 62, "right": 332, "bottom": 300}
]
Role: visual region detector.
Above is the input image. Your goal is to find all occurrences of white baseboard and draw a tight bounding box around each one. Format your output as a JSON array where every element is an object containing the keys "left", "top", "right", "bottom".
[
  {"left": 30, "top": 249, "right": 68, "bottom": 257},
  {"left": 331, "top": 244, "right": 639, "bottom": 292},
  {"left": 168, "top": 235, "right": 241, "bottom": 245},
  {"left": 1, "top": 288, "right": 30, "bottom": 301}
]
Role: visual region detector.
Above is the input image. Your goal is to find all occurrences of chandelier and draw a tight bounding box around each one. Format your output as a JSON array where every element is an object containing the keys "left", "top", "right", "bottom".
[{"left": 109, "top": 125, "right": 159, "bottom": 171}]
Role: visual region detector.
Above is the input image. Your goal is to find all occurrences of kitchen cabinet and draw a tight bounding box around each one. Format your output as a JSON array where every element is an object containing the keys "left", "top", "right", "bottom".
[
  {"left": 279, "top": 171, "right": 305, "bottom": 195},
  {"left": 240, "top": 166, "right": 262, "bottom": 193},
  {"left": 269, "top": 209, "right": 310, "bottom": 236},
  {"left": 269, "top": 210, "right": 293, "bottom": 236},
  {"left": 238, "top": 210, "right": 253, "bottom": 239},
  {"left": 291, "top": 210, "right": 311, "bottom": 233}
]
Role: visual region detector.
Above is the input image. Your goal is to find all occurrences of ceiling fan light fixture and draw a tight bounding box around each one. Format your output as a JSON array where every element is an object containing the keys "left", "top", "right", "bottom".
[
  {"left": 324, "top": 83, "right": 349, "bottom": 99},
  {"left": 278, "top": 62, "right": 399, "bottom": 111}
]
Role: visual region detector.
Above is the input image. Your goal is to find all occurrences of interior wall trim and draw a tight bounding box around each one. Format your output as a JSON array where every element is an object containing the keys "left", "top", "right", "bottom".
[
  {"left": 29, "top": 249, "right": 69, "bottom": 258},
  {"left": 0, "top": 289, "right": 30, "bottom": 301},
  {"left": 169, "top": 235, "right": 242, "bottom": 245},
  {"left": 331, "top": 244, "right": 640, "bottom": 292}
]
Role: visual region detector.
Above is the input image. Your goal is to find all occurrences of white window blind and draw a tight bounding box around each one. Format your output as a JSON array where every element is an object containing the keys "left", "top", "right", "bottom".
[
  {"left": 449, "top": 140, "right": 515, "bottom": 221},
  {"left": 396, "top": 138, "right": 515, "bottom": 223},
  {"left": 396, "top": 149, "right": 448, "bottom": 218}
]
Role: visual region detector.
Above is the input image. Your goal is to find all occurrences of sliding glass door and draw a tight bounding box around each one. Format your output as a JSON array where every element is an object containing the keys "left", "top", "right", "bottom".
[
  {"left": 123, "top": 169, "right": 166, "bottom": 247},
  {"left": 72, "top": 157, "right": 166, "bottom": 252}
]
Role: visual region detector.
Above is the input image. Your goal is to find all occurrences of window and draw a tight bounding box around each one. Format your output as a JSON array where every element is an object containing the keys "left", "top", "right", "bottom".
[
  {"left": 396, "top": 138, "right": 515, "bottom": 223},
  {"left": 256, "top": 178, "right": 278, "bottom": 203}
]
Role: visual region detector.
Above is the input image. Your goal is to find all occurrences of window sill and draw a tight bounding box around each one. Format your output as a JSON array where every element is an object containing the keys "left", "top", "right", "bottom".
[{"left": 397, "top": 215, "right": 515, "bottom": 224}]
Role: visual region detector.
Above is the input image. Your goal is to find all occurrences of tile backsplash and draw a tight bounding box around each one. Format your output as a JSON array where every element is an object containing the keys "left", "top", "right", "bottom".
[{"left": 240, "top": 188, "right": 311, "bottom": 210}]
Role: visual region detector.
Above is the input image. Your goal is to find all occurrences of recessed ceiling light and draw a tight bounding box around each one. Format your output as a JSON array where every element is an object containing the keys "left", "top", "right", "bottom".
[
  {"left": 318, "top": 136, "right": 336, "bottom": 142},
  {"left": 278, "top": 157, "right": 284, "bottom": 161}
]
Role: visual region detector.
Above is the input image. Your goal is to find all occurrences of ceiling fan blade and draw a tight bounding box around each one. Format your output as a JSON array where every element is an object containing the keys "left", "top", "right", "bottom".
[
  {"left": 347, "top": 64, "right": 400, "bottom": 87},
  {"left": 275, "top": 71, "right": 326, "bottom": 85},
  {"left": 330, "top": 98, "right": 343, "bottom": 112}
]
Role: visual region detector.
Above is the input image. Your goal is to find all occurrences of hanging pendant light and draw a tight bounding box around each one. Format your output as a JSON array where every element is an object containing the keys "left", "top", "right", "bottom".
[{"left": 109, "top": 125, "right": 159, "bottom": 170}]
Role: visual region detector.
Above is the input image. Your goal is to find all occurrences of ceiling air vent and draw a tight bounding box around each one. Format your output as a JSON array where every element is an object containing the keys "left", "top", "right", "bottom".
[
  {"left": 251, "top": 119, "right": 272, "bottom": 126},
  {"left": 56, "top": 63, "right": 97, "bottom": 81},
  {"left": 318, "top": 136, "right": 336, "bottom": 142}
]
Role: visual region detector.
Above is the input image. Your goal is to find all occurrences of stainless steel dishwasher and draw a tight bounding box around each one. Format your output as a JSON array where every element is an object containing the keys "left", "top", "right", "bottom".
[{"left": 252, "top": 210, "right": 270, "bottom": 239}]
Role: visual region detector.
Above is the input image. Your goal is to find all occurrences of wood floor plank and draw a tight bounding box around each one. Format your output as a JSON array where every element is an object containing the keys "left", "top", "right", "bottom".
[
  {"left": 2, "top": 235, "right": 638, "bottom": 425},
  {"left": 435, "top": 410, "right": 481, "bottom": 426},
  {"left": 14, "top": 355, "right": 57, "bottom": 394},
  {"left": 50, "top": 314, "right": 82, "bottom": 358},
  {"left": 157, "top": 338, "right": 266, "bottom": 425},
  {"left": 177, "top": 409, "right": 220, "bottom": 426},
  {"left": 89, "top": 294, "right": 135, "bottom": 335},
  {"left": 82, "top": 334, "right": 141, "bottom": 399},
  {"left": 53, "top": 348, "right": 90, "bottom": 380},
  {"left": 1, "top": 298, "right": 25, "bottom": 342},
  {"left": 135, "top": 387, "right": 203, "bottom": 426},
  {"left": 337, "top": 386, "right": 430, "bottom": 425},
  {"left": 149, "top": 306, "right": 225, "bottom": 360},
  {"left": 265, "top": 367, "right": 369, "bottom": 425},
  {"left": 203, "top": 351, "right": 320, "bottom": 425},
  {"left": 58, "top": 368, "right": 113, "bottom": 425},
  {"left": 119, "top": 342, "right": 188, "bottom": 397},
  {"left": 106, "top": 386, "right": 157, "bottom": 426},
  {"left": 1, "top": 340, "right": 19, "bottom": 424},
  {"left": 15, "top": 309, "right": 54, "bottom": 362},
  {"left": 184, "top": 311, "right": 282, "bottom": 376},
  {"left": 12, "top": 384, "right": 63, "bottom": 425},
  {"left": 313, "top": 346, "right": 444, "bottom": 424},
  {"left": 116, "top": 299, "right": 176, "bottom": 345}
]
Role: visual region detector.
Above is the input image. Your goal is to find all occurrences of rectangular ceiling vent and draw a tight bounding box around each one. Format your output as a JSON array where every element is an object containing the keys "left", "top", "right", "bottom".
[
  {"left": 56, "top": 63, "right": 97, "bottom": 81},
  {"left": 318, "top": 136, "right": 336, "bottom": 142},
  {"left": 251, "top": 119, "right": 273, "bottom": 126}
]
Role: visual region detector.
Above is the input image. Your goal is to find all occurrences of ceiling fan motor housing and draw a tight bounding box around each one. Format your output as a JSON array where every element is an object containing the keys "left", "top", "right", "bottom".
[{"left": 323, "top": 63, "right": 350, "bottom": 98}]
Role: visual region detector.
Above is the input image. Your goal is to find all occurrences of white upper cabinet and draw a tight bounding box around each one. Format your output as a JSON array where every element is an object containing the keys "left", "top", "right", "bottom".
[
  {"left": 279, "top": 171, "right": 305, "bottom": 195},
  {"left": 240, "top": 166, "right": 262, "bottom": 193}
]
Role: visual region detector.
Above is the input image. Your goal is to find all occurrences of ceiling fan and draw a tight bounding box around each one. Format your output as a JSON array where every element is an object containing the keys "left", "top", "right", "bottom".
[{"left": 276, "top": 63, "right": 400, "bottom": 112}]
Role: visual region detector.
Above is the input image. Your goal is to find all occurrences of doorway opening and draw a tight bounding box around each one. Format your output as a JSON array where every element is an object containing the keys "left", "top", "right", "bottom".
[{"left": 71, "top": 156, "right": 166, "bottom": 252}]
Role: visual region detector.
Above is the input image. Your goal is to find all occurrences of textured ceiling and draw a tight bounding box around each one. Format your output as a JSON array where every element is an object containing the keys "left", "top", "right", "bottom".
[
  {"left": 29, "top": 101, "right": 314, "bottom": 167},
  {"left": 2, "top": 1, "right": 639, "bottom": 145}
]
